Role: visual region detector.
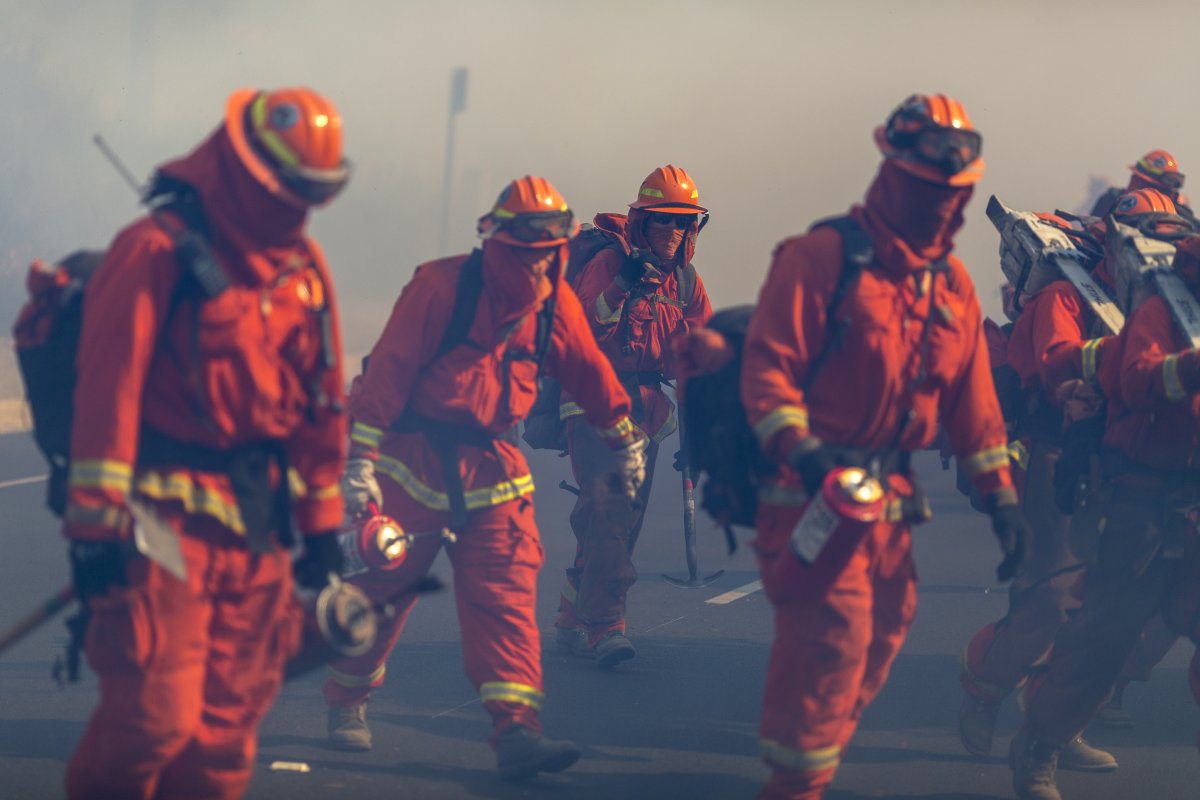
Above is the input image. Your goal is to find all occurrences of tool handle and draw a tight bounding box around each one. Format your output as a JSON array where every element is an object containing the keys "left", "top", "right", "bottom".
[{"left": 0, "top": 585, "right": 75, "bottom": 657}]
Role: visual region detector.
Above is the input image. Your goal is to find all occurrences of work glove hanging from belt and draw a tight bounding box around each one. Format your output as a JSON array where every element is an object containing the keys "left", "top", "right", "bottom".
[
  {"left": 618, "top": 250, "right": 665, "bottom": 288},
  {"left": 69, "top": 540, "right": 128, "bottom": 600},
  {"left": 988, "top": 498, "right": 1030, "bottom": 582},
  {"left": 787, "top": 436, "right": 838, "bottom": 496},
  {"left": 342, "top": 458, "right": 382, "bottom": 517},
  {"left": 610, "top": 434, "right": 649, "bottom": 501},
  {"left": 293, "top": 533, "right": 346, "bottom": 591}
]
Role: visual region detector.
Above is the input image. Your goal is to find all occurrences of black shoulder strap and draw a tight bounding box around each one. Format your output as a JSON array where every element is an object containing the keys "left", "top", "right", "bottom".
[
  {"left": 435, "top": 249, "right": 485, "bottom": 359},
  {"left": 675, "top": 263, "right": 697, "bottom": 308},
  {"left": 533, "top": 292, "right": 557, "bottom": 373},
  {"left": 801, "top": 215, "right": 872, "bottom": 391}
]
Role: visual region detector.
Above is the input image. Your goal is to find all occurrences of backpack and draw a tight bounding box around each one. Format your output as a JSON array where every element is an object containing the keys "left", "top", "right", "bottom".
[
  {"left": 521, "top": 225, "right": 697, "bottom": 451},
  {"left": 682, "top": 216, "right": 871, "bottom": 536},
  {"left": 12, "top": 184, "right": 225, "bottom": 516}
]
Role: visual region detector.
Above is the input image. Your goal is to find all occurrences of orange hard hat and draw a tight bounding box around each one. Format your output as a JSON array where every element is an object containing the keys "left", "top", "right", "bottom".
[
  {"left": 1114, "top": 188, "right": 1177, "bottom": 217},
  {"left": 874, "top": 93, "right": 984, "bottom": 187},
  {"left": 225, "top": 87, "right": 350, "bottom": 208},
  {"left": 1130, "top": 149, "right": 1184, "bottom": 191},
  {"left": 629, "top": 165, "right": 708, "bottom": 214},
  {"left": 476, "top": 176, "right": 578, "bottom": 248}
]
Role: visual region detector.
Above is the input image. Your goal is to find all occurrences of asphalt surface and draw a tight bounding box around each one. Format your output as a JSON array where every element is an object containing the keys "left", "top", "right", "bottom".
[{"left": 0, "top": 432, "right": 1196, "bottom": 799}]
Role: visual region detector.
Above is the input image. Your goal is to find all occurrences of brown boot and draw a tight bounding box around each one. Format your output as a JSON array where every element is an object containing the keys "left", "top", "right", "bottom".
[
  {"left": 327, "top": 703, "right": 372, "bottom": 751},
  {"left": 1009, "top": 729, "right": 1062, "bottom": 800},
  {"left": 495, "top": 726, "right": 581, "bottom": 781},
  {"left": 593, "top": 631, "right": 636, "bottom": 669},
  {"left": 1058, "top": 734, "right": 1117, "bottom": 772},
  {"left": 554, "top": 625, "right": 594, "bottom": 658}
]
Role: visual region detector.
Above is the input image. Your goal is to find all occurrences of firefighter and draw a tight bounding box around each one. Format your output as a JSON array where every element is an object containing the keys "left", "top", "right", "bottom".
[
  {"left": 1091, "top": 149, "right": 1189, "bottom": 218},
  {"left": 323, "top": 176, "right": 647, "bottom": 780},
  {"left": 63, "top": 87, "right": 350, "bottom": 800},
  {"left": 955, "top": 199, "right": 1180, "bottom": 763},
  {"left": 741, "top": 93, "right": 1028, "bottom": 800},
  {"left": 553, "top": 165, "right": 714, "bottom": 666},
  {"left": 1010, "top": 232, "right": 1200, "bottom": 800}
]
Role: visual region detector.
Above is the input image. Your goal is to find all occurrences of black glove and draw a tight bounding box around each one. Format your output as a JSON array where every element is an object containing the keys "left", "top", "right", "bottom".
[
  {"left": 787, "top": 438, "right": 837, "bottom": 496},
  {"left": 988, "top": 501, "right": 1030, "bottom": 582},
  {"left": 69, "top": 541, "right": 127, "bottom": 600},
  {"left": 618, "top": 255, "right": 649, "bottom": 287},
  {"left": 294, "top": 533, "right": 345, "bottom": 590},
  {"left": 672, "top": 448, "right": 687, "bottom": 473}
]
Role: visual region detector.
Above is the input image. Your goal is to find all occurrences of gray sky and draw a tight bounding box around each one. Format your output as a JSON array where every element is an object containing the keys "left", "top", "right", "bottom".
[{"left": 3, "top": 0, "right": 1197, "bottom": 354}]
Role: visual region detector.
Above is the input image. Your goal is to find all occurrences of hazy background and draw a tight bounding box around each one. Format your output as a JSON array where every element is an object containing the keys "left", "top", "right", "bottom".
[{"left": 2, "top": 0, "right": 1197, "bottom": 360}]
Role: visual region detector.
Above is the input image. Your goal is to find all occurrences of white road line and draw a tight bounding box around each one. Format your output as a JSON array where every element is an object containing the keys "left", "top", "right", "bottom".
[
  {"left": 643, "top": 615, "right": 686, "bottom": 633},
  {"left": 0, "top": 474, "right": 46, "bottom": 490},
  {"left": 706, "top": 580, "right": 763, "bottom": 605},
  {"left": 432, "top": 697, "right": 480, "bottom": 719}
]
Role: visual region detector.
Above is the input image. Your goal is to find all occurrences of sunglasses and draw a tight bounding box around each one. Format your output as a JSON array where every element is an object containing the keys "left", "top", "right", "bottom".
[
  {"left": 1155, "top": 172, "right": 1186, "bottom": 191},
  {"left": 646, "top": 212, "right": 697, "bottom": 229}
]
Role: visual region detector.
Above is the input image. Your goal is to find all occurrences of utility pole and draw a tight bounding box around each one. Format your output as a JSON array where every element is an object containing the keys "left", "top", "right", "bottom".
[{"left": 438, "top": 67, "right": 468, "bottom": 255}]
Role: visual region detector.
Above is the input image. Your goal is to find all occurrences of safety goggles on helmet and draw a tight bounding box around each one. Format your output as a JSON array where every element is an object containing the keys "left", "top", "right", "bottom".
[
  {"left": 1154, "top": 171, "right": 1186, "bottom": 191},
  {"left": 646, "top": 212, "right": 698, "bottom": 229},
  {"left": 494, "top": 210, "right": 576, "bottom": 244},
  {"left": 243, "top": 102, "right": 351, "bottom": 205},
  {"left": 910, "top": 127, "right": 982, "bottom": 177}
]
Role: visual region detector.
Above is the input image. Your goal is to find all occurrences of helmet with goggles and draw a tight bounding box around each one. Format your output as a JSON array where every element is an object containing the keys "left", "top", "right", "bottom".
[
  {"left": 874, "top": 93, "right": 984, "bottom": 187},
  {"left": 225, "top": 87, "right": 351, "bottom": 208},
  {"left": 477, "top": 176, "right": 578, "bottom": 248},
  {"left": 1112, "top": 188, "right": 1194, "bottom": 240},
  {"left": 1130, "top": 149, "right": 1185, "bottom": 193}
]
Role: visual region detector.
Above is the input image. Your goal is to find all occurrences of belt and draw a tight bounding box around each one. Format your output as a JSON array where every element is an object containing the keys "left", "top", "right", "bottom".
[{"left": 136, "top": 426, "right": 291, "bottom": 552}]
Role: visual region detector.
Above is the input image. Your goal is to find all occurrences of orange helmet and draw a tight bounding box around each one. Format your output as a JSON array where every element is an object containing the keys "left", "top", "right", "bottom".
[
  {"left": 629, "top": 165, "right": 708, "bottom": 214},
  {"left": 1112, "top": 188, "right": 1194, "bottom": 240},
  {"left": 1130, "top": 149, "right": 1184, "bottom": 191},
  {"left": 874, "top": 93, "right": 984, "bottom": 186},
  {"left": 225, "top": 87, "right": 350, "bottom": 208},
  {"left": 476, "top": 176, "right": 578, "bottom": 248}
]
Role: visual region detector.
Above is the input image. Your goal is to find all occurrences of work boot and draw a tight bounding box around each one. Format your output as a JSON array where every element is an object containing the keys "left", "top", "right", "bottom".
[
  {"left": 593, "top": 631, "right": 636, "bottom": 669},
  {"left": 495, "top": 725, "right": 581, "bottom": 781},
  {"left": 327, "top": 703, "right": 372, "bottom": 751},
  {"left": 958, "top": 693, "right": 1001, "bottom": 756},
  {"left": 1009, "top": 729, "right": 1062, "bottom": 800},
  {"left": 1058, "top": 734, "right": 1117, "bottom": 772},
  {"left": 554, "top": 625, "right": 594, "bottom": 658},
  {"left": 1095, "top": 683, "right": 1133, "bottom": 728}
]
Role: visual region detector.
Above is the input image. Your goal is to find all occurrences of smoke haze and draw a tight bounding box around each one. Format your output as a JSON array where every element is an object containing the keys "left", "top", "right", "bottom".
[{"left": 3, "top": 0, "right": 1197, "bottom": 354}]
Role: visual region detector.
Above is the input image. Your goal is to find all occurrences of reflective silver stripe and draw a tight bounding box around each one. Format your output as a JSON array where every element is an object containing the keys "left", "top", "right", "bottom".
[
  {"left": 752, "top": 405, "right": 809, "bottom": 448},
  {"left": 597, "top": 416, "right": 636, "bottom": 441},
  {"left": 559, "top": 401, "right": 585, "bottom": 421},
  {"left": 1164, "top": 354, "right": 1188, "bottom": 402},
  {"left": 759, "top": 738, "right": 841, "bottom": 772},
  {"left": 68, "top": 459, "right": 133, "bottom": 493},
  {"left": 596, "top": 292, "right": 623, "bottom": 324},
  {"left": 480, "top": 681, "right": 544, "bottom": 710},
  {"left": 960, "top": 445, "right": 1009, "bottom": 479}
]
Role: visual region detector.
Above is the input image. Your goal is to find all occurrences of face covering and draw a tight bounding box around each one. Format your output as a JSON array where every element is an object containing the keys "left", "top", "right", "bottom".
[{"left": 643, "top": 221, "right": 686, "bottom": 263}]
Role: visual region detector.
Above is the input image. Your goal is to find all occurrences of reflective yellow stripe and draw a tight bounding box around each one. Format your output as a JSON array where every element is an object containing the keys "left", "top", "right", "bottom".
[
  {"left": 759, "top": 738, "right": 841, "bottom": 772},
  {"left": 559, "top": 401, "right": 585, "bottom": 421},
  {"left": 480, "top": 681, "right": 544, "bottom": 710},
  {"left": 639, "top": 187, "right": 665, "bottom": 199},
  {"left": 753, "top": 405, "right": 809, "bottom": 448},
  {"left": 1007, "top": 440, "right": 1030, "bottom": 471},
  {"left": 1164, "top": 354, "right": 1188, "bottom": 402},
  {"left": 1081, "top": 338, "right": 1104, "bottom": 385},
  {"left": 597, "top": 416, "right": 636, "bottom": 441},
  {"left": 327, "top": 663, "right": 386, "bottom": 688},
  {"left": 596, "top": 292, "right": 623, "bottom": 324},
  {"left": 68, "top": 459, "right": 132, "bottom": 493},
  {"left": 351, "top": 421, "right": 385, "bottom": 449},
  {"left": 310, "top": 483, "right": 342, "bottom": 501},
  {"left": 960, "top": 445, "right": 1010, "bottom": 479},
  {"left": 287, "top": 467, "right": 306, "bottom": 499},
  {"left": 375, "top": 454, "right": 535, "bottom": 512},
  {"left": 251, "top": 93, "right": 301, "bottom": 167},
  {"left": 132, "top": 471, "right": 246, "bottom": 534},
  {"left": 491, "top": 207, "right": 516, "bottom": 219}
]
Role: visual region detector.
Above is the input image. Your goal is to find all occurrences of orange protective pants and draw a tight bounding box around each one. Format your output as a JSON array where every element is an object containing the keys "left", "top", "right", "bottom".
[
  {"left": 66, "top": 519, "right": 298, "bottom": 800},
  {"left": 753, "top": 493, "right": 918, "bottom": 800},
  {"left": 557, "top": 420, "right": 659, "bottom": 643},
  {"left": 1025, "top": 484, "right": 1200, "bottom": 745},
  {"left": 323, "top": 477, "right": 546, "bottom": 737}
]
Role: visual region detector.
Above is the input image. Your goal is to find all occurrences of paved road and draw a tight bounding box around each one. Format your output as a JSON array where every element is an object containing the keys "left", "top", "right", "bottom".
[{"left": 0, "top": 433, "right": 1195, "bottom": 799}]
